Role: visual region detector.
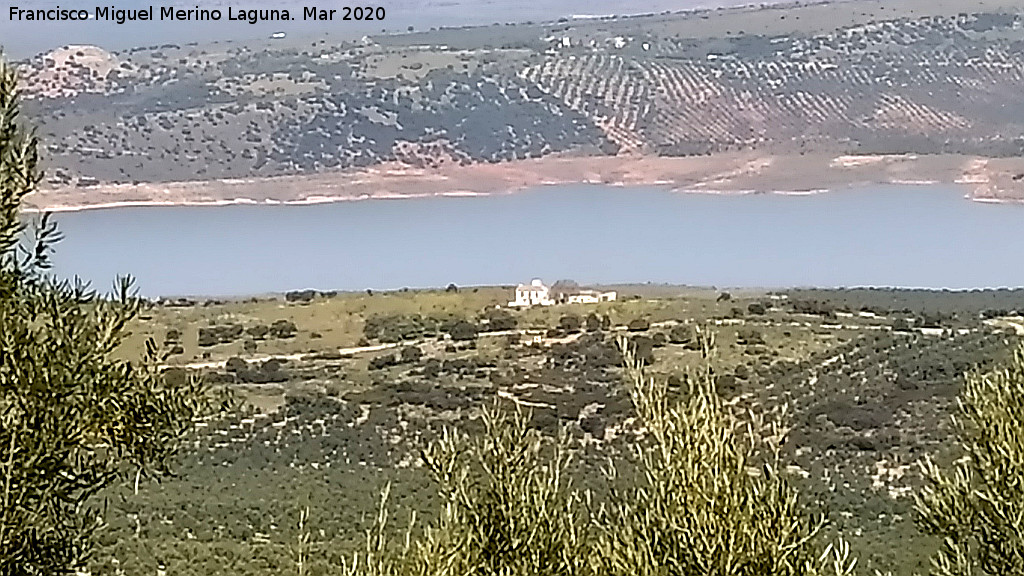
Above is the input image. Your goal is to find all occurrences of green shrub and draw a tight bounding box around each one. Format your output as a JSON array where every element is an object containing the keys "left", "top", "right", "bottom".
[
  {"left": 411, "top": 403, "right": 589, "bottom": 576},
  {"left": 0, "top": 54, "right": 213, "bottom": 574},
  {"left": 225, "top": 356, "right": 247, "bottom": 372},
  {"left": 915, "top": 343, "right": 1024, "bottom": 575},
  {"left": 482, "top": 308, "right": 517, "bottom": 332},
  {"left": 399, "top": 346, "right": 423, "bottom": 363},
  {"left": 364, "top": 314, "right": 463, "bottom": 342},
  {"left": 560, "top": 314, "right": 582, "bottom": 332},
  {"left": 449, "top": 320, "right": 479, "bottom": 341},
  {"left": 627, "top": 318, "right": 650, "bottom": 332},
  {"left": 247, "top": 324, "right": 270, "bottom": 339},
  {"left": 737, "top": 328, "right": 766, "bottom": 346},
  {"left": 197, "top": 327, "right": 219, "bottom": 347},
  {"left": 270, "top": 319, "right": 298, "bottom": 338},
  {"left": 340, "top": 403, "right": 588, "bottom": 576},
  {"left": 591, "top": 330, "right": 857, "bottom": 576},
  {"left": 197, "top": 324, "right": 244, "bottom": 346},
  {"left": 369, "top": 353, "right": 400, "bottom": 371},
  {"left": 625, "top": 335, "right": 656, "bottom": 366},
  {"left": 669, "top": 324, "right": 693, "bottom": 344}
]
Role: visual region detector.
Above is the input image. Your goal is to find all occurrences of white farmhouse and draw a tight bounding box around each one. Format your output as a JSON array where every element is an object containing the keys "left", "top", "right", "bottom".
[
  {"left": 509, "top": 279, "right": 555, "bottom": 307},
  {"left": 509, "top": 278, "right": 616, "bottom": 307}
]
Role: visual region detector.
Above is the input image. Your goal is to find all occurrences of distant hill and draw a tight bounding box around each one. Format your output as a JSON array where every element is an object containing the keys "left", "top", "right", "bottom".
[{"left": 14, "top": 0, "right": 1024, "bottom": 200}]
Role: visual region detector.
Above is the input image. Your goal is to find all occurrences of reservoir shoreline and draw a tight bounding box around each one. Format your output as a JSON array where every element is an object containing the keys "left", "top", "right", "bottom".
[{"left": 25, "top": 152, "right": 1024, "bottom": 214}]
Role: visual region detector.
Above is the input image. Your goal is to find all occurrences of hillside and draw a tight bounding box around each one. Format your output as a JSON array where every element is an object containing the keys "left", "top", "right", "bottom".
[
  {"left": 89, "top": 286, "right": 1024, "bottom": 576},
  {"left": 14, "top": 0, "right": 1024, "bottom": 209}
]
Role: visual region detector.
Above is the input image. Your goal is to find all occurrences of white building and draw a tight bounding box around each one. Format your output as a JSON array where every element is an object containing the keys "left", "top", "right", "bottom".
[
  {"left": 565, "top": 289, "right": 617, "bottom": 304},
  {"left": 509, "top": 279, "right": 555, "bottom": 307},
  {"left": 509, "top": 279, "right": 616, "bottom": 307}
]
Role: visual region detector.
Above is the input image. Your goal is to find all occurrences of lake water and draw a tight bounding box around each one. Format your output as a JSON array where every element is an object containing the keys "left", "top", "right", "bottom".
[{"left": 44, "top": 184, "right": 1024, "bottom": 297}]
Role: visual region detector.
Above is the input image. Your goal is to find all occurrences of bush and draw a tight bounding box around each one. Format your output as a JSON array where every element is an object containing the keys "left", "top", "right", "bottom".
[
  {"left": 450, "top": 320, "right": 479, "bottom": 341},
  {"left": 736, "top": 328, "right": 766, "bottom": 346},
  {"left": 369, "top": 347, "right": 424, "bottom": 371},
  {"left": 627, "top": 318, "right": 650, "bottom": 332},
  {"left": 916, "top": 343, "right": 1024, "bottom": 573},
  {"left": 285, "top": 289, "right": 317, "bottom": 303},
  {"left": 270, "top": 319, "right": 297, "bottom": 338},
  {"left": 364, "top": 314, "right": 460, "bottom": 342},
  {"left": 483, "top": 308, "right": 517, "bottom": 332},
  {"left": 559, "top": 314, "right": 582, "bottom": 332},
  {"left": 400, "top": 346, "right": 423, "bottom": 363},
  {"left": 626, "top": 336, "right": 656, "bottom": 366},
  {"left": 583, "top": 340, "right": 622, "bottom": 368},
  {"left": 716, "top": 373, "right": 738, "bottom": 396},
  {"left": 669, "top": 324, "right": 693, "bottom": 345},
  {"left": 160, "top": 367, "right": 189, "bottom": 387},
  {"left": 412, "top": 404, "right": 589, "bottom": 576},
  {"left": 246, "top": 324, "right": 270, "bottom": 339},
  {"left": 197, "top": 327, "right": 219, "bottom": 347},
  {"left": 198, "top": 324, "right": 244, "bottom": 346},
  {"left": 790, "top": 300, "right": 836, "bottom": 318},
  {"left": 592, "top": 331, "right": 857, "bottom": 576},
  {"left": 369, "top": 353, "right": 399, "bottom": 371},
  {"left": 236, "top": 359, "right": 289, "bottom": 383},
  {"left": 422, "top": 358, "right": 441, "bottom": 378},
  {"left": 225, "top": 357, "right": 247, "bottom": 372}
]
